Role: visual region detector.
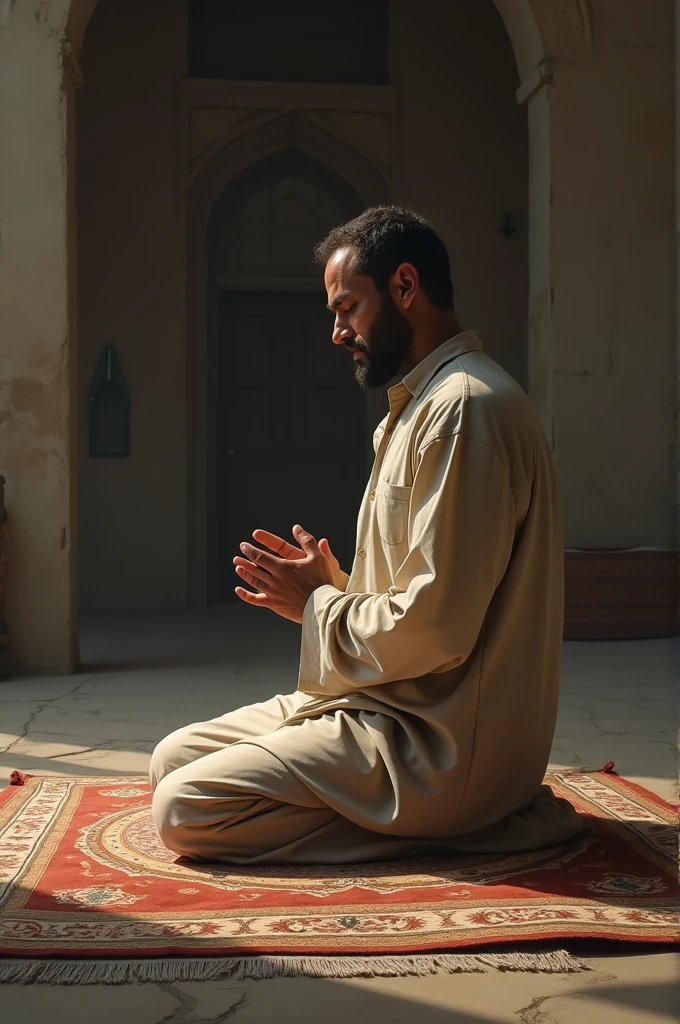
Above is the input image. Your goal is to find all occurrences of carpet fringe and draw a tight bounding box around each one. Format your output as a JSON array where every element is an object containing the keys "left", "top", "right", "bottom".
[{"left": 0, "top": 949, "right": 589, "bottom": 985}]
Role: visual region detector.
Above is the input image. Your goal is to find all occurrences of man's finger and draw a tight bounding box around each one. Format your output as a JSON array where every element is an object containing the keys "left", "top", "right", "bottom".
[
  {"left": 319, "top": 537, "right": 335, "bottom": 558},
  {"left": 292, "top": 524, "right": 319, "bottom": 555},
  {"left": 233, "top": 556, "right": 273, "bottom": 578},
  {"left": 252, "top": 529, "right": 304, "bottom": 561},
  {"left": 234, "top": 586, "right": 269, "bottom": 606},
  {"left": 235, "top": 564, "right": 271, "bottom": 592},
  {"left": 238, "top": 543, "right": 281, "bottom": 573}
]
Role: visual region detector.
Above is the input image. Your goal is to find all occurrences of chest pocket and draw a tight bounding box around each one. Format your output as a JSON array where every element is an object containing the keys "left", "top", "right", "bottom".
[{"left": 376, "top": 482, "right": 412, "bottom": 546}]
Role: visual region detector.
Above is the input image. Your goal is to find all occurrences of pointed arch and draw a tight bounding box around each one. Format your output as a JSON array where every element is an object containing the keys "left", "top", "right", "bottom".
[
  {"left": 189, "top": 111, "right": 390, "bottom": 223},
  {"left": 187, "top": 114, "right": 390, "bottom": 605}
]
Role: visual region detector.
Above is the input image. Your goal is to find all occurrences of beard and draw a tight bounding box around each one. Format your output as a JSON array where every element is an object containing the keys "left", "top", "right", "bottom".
[{"left": 349, "top": 291, "right": 414, "bottom": 390}]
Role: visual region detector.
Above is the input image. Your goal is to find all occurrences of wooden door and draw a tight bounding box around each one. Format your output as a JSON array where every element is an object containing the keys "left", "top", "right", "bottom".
[{"left": 218, "top": 290, "right": 367, "bottom": 601}]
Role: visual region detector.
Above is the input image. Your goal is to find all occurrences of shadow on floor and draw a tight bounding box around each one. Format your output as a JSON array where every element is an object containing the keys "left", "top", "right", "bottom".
[
  {"left": 2, "top": 972, "right": 678, "bottom": 1023},
  {"left": 1, "top": 751, "right": 142, "bottom": 780}
]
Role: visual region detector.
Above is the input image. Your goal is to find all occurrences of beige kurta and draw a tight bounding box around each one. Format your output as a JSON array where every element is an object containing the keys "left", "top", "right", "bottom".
[{"left": 151, "top": 330, "right": 582, "bottom": 863}]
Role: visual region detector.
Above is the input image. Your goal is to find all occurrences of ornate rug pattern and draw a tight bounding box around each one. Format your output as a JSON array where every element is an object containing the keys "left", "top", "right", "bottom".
[{"left": 0, "top": 769, "right": 676, "bottom": 982}]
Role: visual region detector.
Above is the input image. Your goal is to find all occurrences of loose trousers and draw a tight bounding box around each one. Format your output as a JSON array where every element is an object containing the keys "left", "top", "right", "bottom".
[{"left": 150, "top": 692, "right": 582, "bottom": 865}]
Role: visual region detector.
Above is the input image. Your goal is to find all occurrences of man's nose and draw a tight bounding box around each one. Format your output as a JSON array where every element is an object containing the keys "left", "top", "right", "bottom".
[{"left": 332, "top": 320, "right": 355, "bottom": 346}]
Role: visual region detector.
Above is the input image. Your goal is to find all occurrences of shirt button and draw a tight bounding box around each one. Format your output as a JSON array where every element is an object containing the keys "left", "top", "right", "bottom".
[
  {"left": 358, "top": 548, "right": 367, "bottom": 559},
  {"left": 369, "top": 489, "right": 376, "bottom": 500}
]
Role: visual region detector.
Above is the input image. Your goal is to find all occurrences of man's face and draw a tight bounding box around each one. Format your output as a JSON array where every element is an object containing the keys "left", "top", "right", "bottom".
[{"left": 324, "top": 247, "right": 414, "bottom": 390}]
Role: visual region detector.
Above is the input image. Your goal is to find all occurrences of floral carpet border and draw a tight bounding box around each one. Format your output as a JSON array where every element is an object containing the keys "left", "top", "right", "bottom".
[{"left": 0, "top": 768, "right": 676, "bottom": 976}]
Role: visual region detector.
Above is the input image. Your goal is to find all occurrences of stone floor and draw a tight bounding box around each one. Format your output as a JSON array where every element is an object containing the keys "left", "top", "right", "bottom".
[{"left": 0, "top": 609, "right": 677, "bottom": 1023}]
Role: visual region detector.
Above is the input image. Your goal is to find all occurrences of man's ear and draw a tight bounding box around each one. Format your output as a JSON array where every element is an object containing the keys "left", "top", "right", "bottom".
[{"left": 391, "top": 263, "right": 419, "bottom": 309}]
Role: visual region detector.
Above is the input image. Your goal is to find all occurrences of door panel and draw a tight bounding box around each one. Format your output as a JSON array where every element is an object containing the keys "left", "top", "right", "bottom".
[{"left": 218, "top": 291, "right": 367, "bottom": 601}]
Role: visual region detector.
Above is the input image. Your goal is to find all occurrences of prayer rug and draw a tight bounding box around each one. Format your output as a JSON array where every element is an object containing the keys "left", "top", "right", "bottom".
[{"left": 0, "top": 768, "right": 676, "bottom": 984}]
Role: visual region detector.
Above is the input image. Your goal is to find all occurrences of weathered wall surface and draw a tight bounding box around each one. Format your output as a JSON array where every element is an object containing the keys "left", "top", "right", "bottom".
[
  {"left": 0, "top": 0, "right": 78, "bottom": 671},
  {"left": 548, "top": 1, "right": 676, "bottom": 547}
]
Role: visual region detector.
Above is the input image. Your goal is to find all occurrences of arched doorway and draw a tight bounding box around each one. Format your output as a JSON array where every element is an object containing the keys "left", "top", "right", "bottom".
[
  {"left": 187, "top": 113, "right": 392, "bottom": 606},
  {"left": 207, "top": 150, "right": 369, "bottom": 601}
]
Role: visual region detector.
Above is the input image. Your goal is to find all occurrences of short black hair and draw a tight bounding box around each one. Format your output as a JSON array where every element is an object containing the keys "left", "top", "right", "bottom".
[{"left": 314, "top": 204, "right": 454, "bottom": 310}]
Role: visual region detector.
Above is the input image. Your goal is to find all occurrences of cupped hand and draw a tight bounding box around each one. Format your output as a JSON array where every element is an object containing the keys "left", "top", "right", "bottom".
[
  {"left": 251, "top": 529, "right": 345, "bottom": 588},
  {"left": 233, "top": 524, "right": 335, "bottom": 623}
]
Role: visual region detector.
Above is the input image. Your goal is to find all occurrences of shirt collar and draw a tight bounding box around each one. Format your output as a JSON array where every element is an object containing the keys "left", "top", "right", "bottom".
[{"left": 397, "top": 330, "right": 483, "bottom": 400}]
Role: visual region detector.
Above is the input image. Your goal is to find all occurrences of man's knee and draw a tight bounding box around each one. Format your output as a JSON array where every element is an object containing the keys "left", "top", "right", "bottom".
[
  {"left": 150, "top": 739, "right": 323, "bottom": 862},
  {"left": 151, "top": 771, "right": 203, "bottom": 858},
  {"left": 151, "top": 767, "right": 265, "bottom": 861},
  {"left": 149, "top": 726, "right": 196, "bottom": 790}
]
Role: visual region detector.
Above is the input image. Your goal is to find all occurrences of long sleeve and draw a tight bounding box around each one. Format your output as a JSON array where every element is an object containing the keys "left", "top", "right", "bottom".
[{"left": 298, "top": 432, "right": 517, "bottom": 697}]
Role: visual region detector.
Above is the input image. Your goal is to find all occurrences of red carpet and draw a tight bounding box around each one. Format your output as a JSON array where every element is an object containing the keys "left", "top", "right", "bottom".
[{"left": 0, "top": 768, "right": 675, "bottom": 983}]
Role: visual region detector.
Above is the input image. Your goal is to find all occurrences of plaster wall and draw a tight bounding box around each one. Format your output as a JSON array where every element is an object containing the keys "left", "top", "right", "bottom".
[
  {"left": 0, "top": 0, "right": 78, "bottom": 670},
  {"left": 549, "top": 1, "right": 675, "bottom": 547}
]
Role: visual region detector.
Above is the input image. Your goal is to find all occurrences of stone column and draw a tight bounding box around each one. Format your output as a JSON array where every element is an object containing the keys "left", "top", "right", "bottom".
[{"left": 0, "top": 2, "right": 80, "bottom": 672}]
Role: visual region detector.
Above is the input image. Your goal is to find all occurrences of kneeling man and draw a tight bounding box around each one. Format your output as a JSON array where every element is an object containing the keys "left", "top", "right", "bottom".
[{"left": 151, "top": 206, "right": 582, "bottom": 864}]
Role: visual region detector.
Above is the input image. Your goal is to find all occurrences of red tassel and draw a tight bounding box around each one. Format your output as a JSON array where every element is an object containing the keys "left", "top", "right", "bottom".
[
  {"left": 599, "top": 761, "right": 616, "bottom": 774},
  {"left": 9, "top": 771, "right": 27, "bottom": 786}
]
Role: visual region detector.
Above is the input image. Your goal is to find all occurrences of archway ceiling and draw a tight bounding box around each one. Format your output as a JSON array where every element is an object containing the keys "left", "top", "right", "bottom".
[{"left": 64, "top": 0, "right": 592, "bottom": 84}]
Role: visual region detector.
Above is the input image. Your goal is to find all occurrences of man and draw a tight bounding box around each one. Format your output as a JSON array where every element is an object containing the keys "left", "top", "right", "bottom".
[{"left": 151, "top": 205, "right": 582, "bottom": 864}]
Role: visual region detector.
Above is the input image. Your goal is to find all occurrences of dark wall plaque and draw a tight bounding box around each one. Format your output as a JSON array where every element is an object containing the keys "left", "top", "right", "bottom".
[{"left": 88, "top": 345, "right": 130, "bottom": 457}]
